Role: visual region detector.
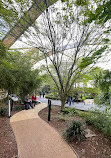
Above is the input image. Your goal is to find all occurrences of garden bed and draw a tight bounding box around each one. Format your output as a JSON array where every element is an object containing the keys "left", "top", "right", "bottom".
[
  {"left": 0, "top": 104, "right": 25, "bottom": 158},
  {"left": 0, "top": 114, "right": 18, "bottom": 158}
]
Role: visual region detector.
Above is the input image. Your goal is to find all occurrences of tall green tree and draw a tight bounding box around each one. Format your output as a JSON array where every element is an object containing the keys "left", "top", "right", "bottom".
[{"left": 0, "top": 48, "right": 42, "bottom": 101}]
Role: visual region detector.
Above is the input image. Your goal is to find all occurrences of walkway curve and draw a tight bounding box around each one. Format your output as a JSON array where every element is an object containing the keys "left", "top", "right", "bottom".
[{"left": 10, "top": 103, "right": 77, "bottom": 158}]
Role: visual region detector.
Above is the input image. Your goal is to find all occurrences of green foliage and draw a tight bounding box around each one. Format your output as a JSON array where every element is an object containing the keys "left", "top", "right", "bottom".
[
  {"left": 102, "top": 38, "right": 110, "bottom": 43},
  {"left": 85, "top": 110, "right": 111, "bottom": 137},
  {"left": 80, "top": 67, "right": 102, "bottom": 85},
  {"left": 76, "top": 0, "right": 111, "bottom": 26},
  {"left": 75, "top": 0, "right": 89, "bottom": 6},
  {"left": 0, "top": 41, "right": 7, "bottom": 61},
  {"left": 95, "top": 0, "right": 111, "bottom": 24},
  {"left": 92, "top": 46, "right": 107, "bottom": 57},
  {"left": 94, "top": 70, "right": 111, "bottom": 105},
  {"left": 0, "top": 107, "right": 7, "bottom": 116},
  {"left": 0, "top": 0, "right": 32, "bottom": 30},
  {"left": 78, "top": 109, "right": 111, "bottom": 137},
  {"left": 61, "top": 107, "right": 77, "bottom": 115},
  {"left": 63, "top": 120, "right": 86, "bottom": 142},
  {"left": 80, "top": 46, "right": 107, "bottom": 69},
  {"left": 94, "top": 93, "right": 110, "bottom": 105},
  {"left": 0, "top": 1, "right": 17, "bottom": 21},
  {"left": 56, "top": 113, "right": 69, "bottom": 122},
  {"left": 45, "top": 93, "right": 59, "bottom": 100},
  {"left": 88, "top": 0, "right": 111, "bottom": 24},
  {"left": 61, "top": 0, "right": 67, "bottom": 2},
  {"left": 104, "top": 28, "right": 111, "bottom": 34},
  {"left": 1, "top": 0, "right": 109, "bottom": 112},
  {"left": 0, "top": 50, "right": 42, "bottom": 101},
  {"left": 84, "top": 87, "right": 97, "bottom": 99},
  {"left": 41, "top": 84, "right": 50, "bottom": 93},
  {"left": 80, "top": 56, "right": 94, "bottom": 69},
  {"left": 77, "top": 111, "right": 91, "bottom": 118}
]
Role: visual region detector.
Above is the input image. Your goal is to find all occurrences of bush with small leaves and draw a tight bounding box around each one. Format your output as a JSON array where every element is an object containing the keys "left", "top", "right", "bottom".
[{"left": 63, "top": 120, "right": 86, "bottom": 142}]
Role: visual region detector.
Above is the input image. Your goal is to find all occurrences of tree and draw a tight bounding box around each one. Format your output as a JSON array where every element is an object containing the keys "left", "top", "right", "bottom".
[
  {"left": 73, "top": 67, "right": 103, "bottom": 98},
  {"left": 25, "top": 0, "right": 110, "bottom": 109},
  {"left": 0, "top": 48, "right": 42, "bottom": 101},
  {"left": 1, "top": 0, "right": 110, "bottom": 110}
]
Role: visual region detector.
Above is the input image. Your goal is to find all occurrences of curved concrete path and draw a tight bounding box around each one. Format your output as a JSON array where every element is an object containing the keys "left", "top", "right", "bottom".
[
  {"left": 10, "top": 103, "right": 77, "bottom": 158},
  {"left": 37, "top": 96, "right": 108, "bottom": 112}
]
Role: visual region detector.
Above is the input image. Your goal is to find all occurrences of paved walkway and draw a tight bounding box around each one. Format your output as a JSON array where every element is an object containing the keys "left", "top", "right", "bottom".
[
  {"left": 37, "top": 96, "right": 106, "bottom": 112},
  {"left": 10, "top": 103, "right": 77, "bottom": 158}
]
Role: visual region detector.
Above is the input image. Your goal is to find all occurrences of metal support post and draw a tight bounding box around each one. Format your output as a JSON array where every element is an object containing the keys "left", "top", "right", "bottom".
[
  {"left": 8, "top": 99, "right": 11, "bottom": 118},
  {"left": 48, "top": 99, "right": 51, "bottom": 121}
]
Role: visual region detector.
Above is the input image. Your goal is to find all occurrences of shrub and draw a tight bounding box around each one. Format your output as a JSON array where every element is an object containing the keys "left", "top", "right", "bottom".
[
  {"left": 61, "top": 107, "right": 77, "bottom": 115},
  {"left": 94, "top": 93, "right": 110, "bottom": 105},
  {"left": 85, "top": 111, "right": 111, "bottom": 137},
  {"left": 0, "top": 107, "right": 7, "bottom": 116},
  {"left": 63, "top": 120, "right": 86, "bottom": 142}
]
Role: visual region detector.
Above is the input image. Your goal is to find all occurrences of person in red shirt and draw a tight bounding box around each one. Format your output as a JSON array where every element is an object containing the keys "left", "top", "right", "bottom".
[{"left": 32, "top": 93, "right": 37, "bottom": 107}]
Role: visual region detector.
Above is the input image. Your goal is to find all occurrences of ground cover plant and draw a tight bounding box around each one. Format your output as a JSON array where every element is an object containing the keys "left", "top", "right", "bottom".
[{"left": 61, "top": 107, "right": 77, "bottom": 115}]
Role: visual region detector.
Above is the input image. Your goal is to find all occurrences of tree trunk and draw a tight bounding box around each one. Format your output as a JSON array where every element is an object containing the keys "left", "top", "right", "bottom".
[{"left": 60, "top": 95, "right": 66, "bottom": 111}]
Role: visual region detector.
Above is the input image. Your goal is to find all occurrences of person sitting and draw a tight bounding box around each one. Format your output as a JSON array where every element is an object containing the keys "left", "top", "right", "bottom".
[
  {"left": 24, "top": 94, "right": 33, "bottom": 110},
  {"left": 32, "top": 93, "right": 37, "bottom": 107}
]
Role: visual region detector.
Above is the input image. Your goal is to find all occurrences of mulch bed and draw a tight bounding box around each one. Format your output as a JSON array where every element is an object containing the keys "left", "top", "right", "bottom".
[
  {"left": 39, "top": 106, "right": 111, "bottom": 158},
  {"left": 0, "top": 114, "right": 18, "bottom": 158},
  {"left": 0, "top": 103, "right": 25, "bottom": 158}
]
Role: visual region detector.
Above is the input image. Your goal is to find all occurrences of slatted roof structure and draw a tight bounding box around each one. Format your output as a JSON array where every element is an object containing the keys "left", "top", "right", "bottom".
[
  {"left": 1, "top": 0, "right": 81, "bottom": 62},
  {"left": 2, "top": 0, "right": 58, "bottom": 49}
]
